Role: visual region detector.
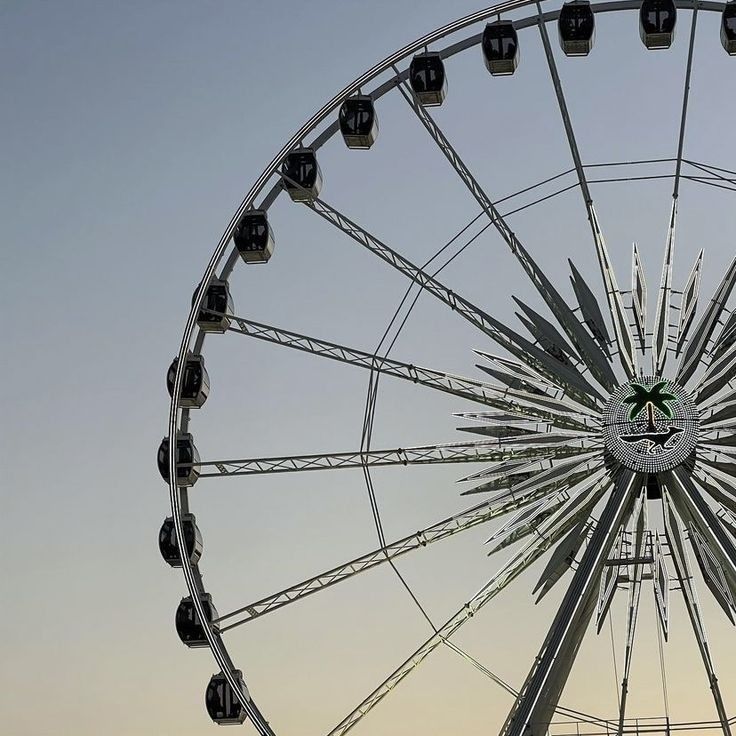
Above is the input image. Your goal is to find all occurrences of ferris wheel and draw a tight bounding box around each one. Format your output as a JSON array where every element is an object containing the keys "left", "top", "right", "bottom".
[{"left": 159, "top": 1, "right": 736, "bottom": 734}]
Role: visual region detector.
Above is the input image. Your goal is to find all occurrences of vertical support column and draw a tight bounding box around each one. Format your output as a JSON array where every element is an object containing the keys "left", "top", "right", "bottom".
[{"left": 501, "top": 470, "right": 639, "bottom": 736}]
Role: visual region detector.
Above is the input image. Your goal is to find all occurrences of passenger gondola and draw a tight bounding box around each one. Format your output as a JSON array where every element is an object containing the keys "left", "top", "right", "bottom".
[
  {"left": 233, "top": 209, "right": 275, "bottom": 263},
  {"left": 281, "top": 147, "right": 322, "bottom": 201},
  {"left": 158, "top": 514, "right": 203, "bottom": 567},
  {"left": 558, "top": 1, "right": 595, "bottom": 56},
  {"left": 639, "top": 0, "right": 677, "bottom": 50},
  {"left": 175, "top": 595, "right": 218, "bottom": 648},
  {"left": 339, "top": 95, "right": 379, "bottom": 149},
  {"left": 157, "top": 434, "right": 200, "bottom": 487},
  {"left": 166, "top": 354, "right": 210, "bottom": 408},
  {"left": 482, "top": 20, "right": 519, "bottom": 76},
  {"left": 722, "top": 1, "right": 736, "bottom": 54},
  {"left": 409, "top": 52, "right": 447, "bottom": 106},
  {"left": 206, "top": 672, "right": 248, "bottom": 725},
  {"left": 194, "top": 278, "right": 233, "bottom": 333}
]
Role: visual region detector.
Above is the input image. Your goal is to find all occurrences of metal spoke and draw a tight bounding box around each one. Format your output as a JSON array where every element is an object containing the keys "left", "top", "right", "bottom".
[
  {"left": 534, "top": 3, "right": 637, "bottom": 380},
  {"left": 215, "top": 492, "right": 532, "bottom": 630},
  {"left": 654, "top": 5, "right": 699, "bottom": 373},
  {"left": 325, "top": 471, "right": 609, "bottom": 736},
  {"left": 223, "top": 314, "right": 599, "bottom": 429},
  {"left": 394, "top": 72, "right": 617, "bottom": 393},
  {"left": 674, "top": 6, "right": 700, "bottom": 201},
  {"left": 303, "top": 195, "right": 603, "bottom": 407},
  {"left": 196, "top": 441, "right": 598, "bottom": 479}
]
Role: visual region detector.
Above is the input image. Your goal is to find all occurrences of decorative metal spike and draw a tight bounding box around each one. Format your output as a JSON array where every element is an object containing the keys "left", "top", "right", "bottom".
[
  {"left": 485, "top": 493, "right": 567, "bottom": 553},
  {"left": 589, "top": 207, "right": 638, "bottom": 380},
  {"left": 653, "top": 200, "right": 676, "bottom": 375},
  {"left": 710, "top": 310, "right": 736, "bottom": 361},
  {"left": 632, "top": 243, "right": 647, "bottom": 353},
  {"left": 676, "top": 249, "right": 704, "bottom": 355},
  {"left": 569, "top": 260, "right": 611, "bottom": 356},
  {"left": 596, "top": 529, "right": 624, "bottom": 633},
  {"left": 474, "top": 364, "right": 549, "bottom": 397},
  {"left": 688, "top": 523, "right": 736, "bottom": 624},
  {"left": 677, "top": 256, "right": 736, "bottom": 385},
  {"left": 517, "top": 313, "right": 573, "bottom": 367},
  {"left": 533, "top": 520, "right": 588, "bottom": 602},
  {"left": 696, "top": 340, "right": 736, "bottom": 404},
  {"left": 617, "top": 487, "right": 648, "bottom": 732},
  {"left": 651, "top": 533, "right": 670, "bottom": 640},
  {"left": 661, "top": 486, "right": 732, "bottom": 731},
  {"left": 514, "top": 297, "right": 579, "bottom": 361}
]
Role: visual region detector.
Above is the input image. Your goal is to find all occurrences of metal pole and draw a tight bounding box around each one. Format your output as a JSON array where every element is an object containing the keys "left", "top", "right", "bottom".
[{"left": 502, "top": 471, "right": 639, "bottom": 736}]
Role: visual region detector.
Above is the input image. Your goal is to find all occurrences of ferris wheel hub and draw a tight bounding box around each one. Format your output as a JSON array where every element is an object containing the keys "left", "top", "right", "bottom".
[{"left": 602, "top": 376, "right": 699, "bottom": 474}]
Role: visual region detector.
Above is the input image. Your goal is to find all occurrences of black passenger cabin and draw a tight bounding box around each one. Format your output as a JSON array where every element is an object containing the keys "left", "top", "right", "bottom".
[
  {"left": 157, "top": 434, "right": 200, "bottom": 487},
  {"left": 176, "top": 594, "right": 218, "bottom": 648},
  {"left": 339, "top": 95, "right": 379, "bottom": 149},
  {"left": 234, "top": 209, "right": 275, "bottom": 263},
  {"left": 282, "top": 147, "right": 322, "bottom": 202},
  {"left": 722, "top": 2, "right": 736, "bottom": 54},
  {"left": 639, "top": 0, "right": 677, "bottom": 49},
  {"left": 558, "top": 1, "right": 596, "bottom": 56},
  {"left": 482, "top": 21, "right": 519, "bottom": 76},
  {"left": 409, "top": 52, "right": 447, "bottom": 106},
  {"left": 167, "top": 354, "right": 210, "bottom": 409},
  {"left": 159, "top": 514, "right": 203, "bottom": 567},
  {"left": 194, "top": 278, "right": 233, "bottom": 333},
  {"left": 206, "top": 672, "right": 248, "bottom": 725}
]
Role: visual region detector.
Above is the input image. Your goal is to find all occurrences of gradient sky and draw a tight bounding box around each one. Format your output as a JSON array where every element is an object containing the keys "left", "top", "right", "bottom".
[{"left": 3, "top": 2, "right": 736, "bottom": 735}]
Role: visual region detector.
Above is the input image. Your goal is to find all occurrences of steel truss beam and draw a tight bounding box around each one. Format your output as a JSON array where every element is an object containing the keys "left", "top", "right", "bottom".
[
  {"left": 214, "top": 475, "right": 592, "bottom": 630},
  {"left": 324, "top": 471, "right": 610, "bottom": 736},
  {"left": 653, "top": 4, "right": 699, "bottom": 373},
  {"left": 534, "top": 4, "right": 637, "bottom": 380},
  {"left": 223, "top": 314, "right": 598, "bottom": 430},
  {"left": 303, "top": 196, "right": 602, "bottom": 407},
  {"left": 197, "top": 443, "right": 598, "bottom": 479},
  {"left": 395, "top": 73, "right": 617, "bottom": 393}
]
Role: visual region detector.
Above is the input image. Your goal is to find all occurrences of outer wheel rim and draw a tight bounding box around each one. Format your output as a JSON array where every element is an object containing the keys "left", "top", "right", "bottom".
[{"left": 165, "top": 2, "right": 734, "bottom": 733}]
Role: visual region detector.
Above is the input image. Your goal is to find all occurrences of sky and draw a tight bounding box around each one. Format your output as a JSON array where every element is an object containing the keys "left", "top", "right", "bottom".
[{"left": 3, "top": 1, "right": 736, "bottom": 735}]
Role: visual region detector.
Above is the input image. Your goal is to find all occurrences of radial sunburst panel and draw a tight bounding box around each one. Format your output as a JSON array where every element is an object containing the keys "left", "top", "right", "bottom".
[{"left": 162, "top": 2, "right": 736, "bottom": 735}]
